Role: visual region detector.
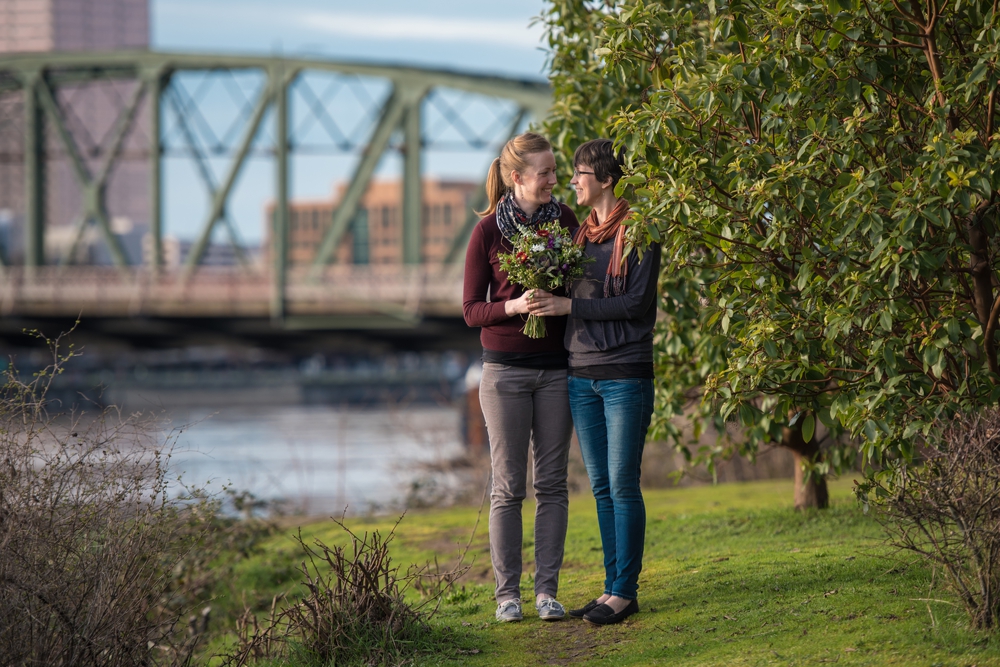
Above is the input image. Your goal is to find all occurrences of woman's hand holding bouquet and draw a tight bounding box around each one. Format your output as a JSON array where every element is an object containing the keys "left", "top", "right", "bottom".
[{"left": 498, "top": 221, "right": 590, "bottom": 338}]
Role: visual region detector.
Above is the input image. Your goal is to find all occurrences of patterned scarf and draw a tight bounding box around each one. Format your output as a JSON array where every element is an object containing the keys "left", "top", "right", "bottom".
[
  {"left": 496, "top": 191, "right": 563, "bottom": 242},
  {"left": 573, "top": 198, "right": 631, "bottom": 297}
]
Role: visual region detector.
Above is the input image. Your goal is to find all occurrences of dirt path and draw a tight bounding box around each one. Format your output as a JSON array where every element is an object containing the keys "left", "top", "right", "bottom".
[{"left": 522, "top": 616, "right": 643, "bottom": 665}]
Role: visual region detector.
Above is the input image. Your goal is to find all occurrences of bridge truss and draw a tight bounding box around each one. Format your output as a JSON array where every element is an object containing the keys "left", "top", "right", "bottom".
[{"left": 0, "top": 51, "right": 550, "bottom": 330}]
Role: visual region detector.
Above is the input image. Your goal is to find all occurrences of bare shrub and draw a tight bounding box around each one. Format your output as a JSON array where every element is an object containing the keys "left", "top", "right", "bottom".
[
  {"left": 0, "top": 335, "right": 218, "bottom": 666},
  {"left": 224, "top": 518, "right": 468, "bottom": 667},
  {"left": 867, "top": 408, "right": 1000, "bottom": 630}
]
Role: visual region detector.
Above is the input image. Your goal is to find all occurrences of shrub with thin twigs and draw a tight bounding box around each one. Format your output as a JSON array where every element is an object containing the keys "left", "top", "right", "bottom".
[
  {"left": 866, "top": 408, "right": 1000, "bottom": 630},
  {"left": 223, "top": 517, "right": 469, "bottom": 667},
  {"left": 0, "top": 333, "right": 221, "bottom": 666}
]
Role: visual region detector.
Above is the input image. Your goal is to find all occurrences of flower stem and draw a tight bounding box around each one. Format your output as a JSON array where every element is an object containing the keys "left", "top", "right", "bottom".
[{"left": 522, "top": 314, "right": 547, "bottom": 339}]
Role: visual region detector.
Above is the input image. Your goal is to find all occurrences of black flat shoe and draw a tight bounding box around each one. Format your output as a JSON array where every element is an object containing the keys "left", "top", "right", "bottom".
[
  {"left": 568, "top": 599, "right": 601, "bottom": 618},
  {"left": 583, "top": 598, "right": 639, "bottom": 625}
]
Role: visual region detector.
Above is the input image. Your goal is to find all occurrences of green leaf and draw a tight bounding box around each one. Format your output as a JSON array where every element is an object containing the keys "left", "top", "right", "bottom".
[
  {"left": 732, "top": 18, "right": 749, "bottom": 43},
  {"left": 846, "top": 77, "right": 861, "bottom": 101},
  {"left": 967, "top": 62, "right": 988, "bottom": 87},
  {"left": 883, "top": 345, "right": 896, "bottom": 369},
  {"left": 802, "top": 414, "right": 816, "bottom": 443},
  {"left": 864, "top": 420, "right": 878, "bottom": 441},
  {"left": 946, "top": 318, "right": 960, "bottom": 341}
]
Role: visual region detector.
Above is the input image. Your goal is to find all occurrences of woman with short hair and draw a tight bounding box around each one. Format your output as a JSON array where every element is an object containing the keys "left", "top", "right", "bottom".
[
  {"left": 528, "top": 138, "right": 660, "bottom": 625},
  {"left": 462, "top": 132, "right": 578, "bottom": 623}
]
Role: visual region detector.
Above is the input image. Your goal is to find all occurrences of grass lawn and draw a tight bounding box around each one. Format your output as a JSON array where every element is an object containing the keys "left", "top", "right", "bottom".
[{"left": 211, "top": 478, "right": 1000, "bottom": 666}]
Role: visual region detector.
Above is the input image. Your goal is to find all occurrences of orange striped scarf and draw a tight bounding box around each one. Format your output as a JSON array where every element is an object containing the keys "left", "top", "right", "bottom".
[{"left": 573, "top": 198, "right": 630, "bottom": 297}]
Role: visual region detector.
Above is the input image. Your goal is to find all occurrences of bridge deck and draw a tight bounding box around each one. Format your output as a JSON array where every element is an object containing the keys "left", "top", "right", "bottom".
[{"left": 0, "top": 266, "right": 466, "bottom": 321}]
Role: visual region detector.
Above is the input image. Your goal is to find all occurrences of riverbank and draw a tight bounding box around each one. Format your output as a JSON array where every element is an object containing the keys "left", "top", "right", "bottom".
[{"left": 206, "top": 478, "right": 1000, "bottom": 666}]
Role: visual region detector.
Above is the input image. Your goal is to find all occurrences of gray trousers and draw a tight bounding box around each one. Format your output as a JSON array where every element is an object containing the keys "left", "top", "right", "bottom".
[{"left": 479, "top": 362, "right": 573, "bottom": 603}]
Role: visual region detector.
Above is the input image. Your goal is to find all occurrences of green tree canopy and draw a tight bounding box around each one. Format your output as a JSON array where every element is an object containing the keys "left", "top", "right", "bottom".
[{"left": 543, "top": 0, "right": 1000, "bottom": 497}]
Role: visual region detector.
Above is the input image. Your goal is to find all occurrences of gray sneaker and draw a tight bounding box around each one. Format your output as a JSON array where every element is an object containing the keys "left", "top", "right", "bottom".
[
  {"left": 535, "top": 597, "right": 566, "bottom": 621},
  {"left": 495, "top": 598, "right": 523, "bottom": 622}
]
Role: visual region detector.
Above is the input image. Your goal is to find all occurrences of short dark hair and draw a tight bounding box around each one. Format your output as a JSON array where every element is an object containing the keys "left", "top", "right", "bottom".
[{"left": 573, "top": 139, "right": 625, "bottom": 187}]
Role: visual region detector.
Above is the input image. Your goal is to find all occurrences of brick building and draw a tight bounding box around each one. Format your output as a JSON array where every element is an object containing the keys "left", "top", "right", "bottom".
[{"left": 267, "top": 179, "right": 477, "bottom": 266}]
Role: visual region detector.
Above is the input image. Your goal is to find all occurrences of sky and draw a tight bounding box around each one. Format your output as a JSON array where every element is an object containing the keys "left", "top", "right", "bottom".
[
  {"left": 151, "top": 0, "right": 553, "bottom": 244},
  {"left": 154, "top": 0, "right": 551, "bottom": 79}
]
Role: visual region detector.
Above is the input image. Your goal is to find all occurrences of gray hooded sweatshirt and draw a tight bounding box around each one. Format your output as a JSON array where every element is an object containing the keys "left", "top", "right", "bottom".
[{"left": 565, "top": 238, "right": 661, "bottom": 373}]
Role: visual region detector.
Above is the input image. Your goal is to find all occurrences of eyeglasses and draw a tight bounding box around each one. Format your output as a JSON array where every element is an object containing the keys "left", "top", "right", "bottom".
[{"left": 573, "top": 169, "right": 595, "bottom": 177}]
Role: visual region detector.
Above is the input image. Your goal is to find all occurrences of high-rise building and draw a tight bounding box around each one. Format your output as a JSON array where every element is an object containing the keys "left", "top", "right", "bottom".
[
  {"left": 0, "top": 0, "right": 150, "bottom": 265},
  {"left": 0, "top": 0, "right": 148, "bottom": 53},
  {"left": 266, "top": 179, "right": 478, "bottom": 266}
]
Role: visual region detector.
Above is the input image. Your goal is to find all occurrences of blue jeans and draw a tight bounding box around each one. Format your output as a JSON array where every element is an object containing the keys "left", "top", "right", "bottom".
[{"left": 568, "top": 376, "right": 654, "bottom": 601}]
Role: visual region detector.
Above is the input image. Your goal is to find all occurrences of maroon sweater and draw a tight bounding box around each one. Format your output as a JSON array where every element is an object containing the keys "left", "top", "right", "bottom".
[{"left": 463, "top": 203, "right": 579, "bottom": 355}]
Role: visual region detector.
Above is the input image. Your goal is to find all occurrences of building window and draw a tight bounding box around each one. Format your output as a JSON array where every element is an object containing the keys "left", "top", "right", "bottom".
[
  {"left": 443, "top": 204, "right": 452, "bottom": 226},
  {"left": 382, "top": 206, "right": 390, "bottom": 228},
  {"left": 352, "top": 208, "right": 369, "bottom": 265}
]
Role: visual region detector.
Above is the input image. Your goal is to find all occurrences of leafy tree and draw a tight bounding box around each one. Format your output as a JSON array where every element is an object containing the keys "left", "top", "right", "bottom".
[
  {"left": 541, "top": 1, "right": 747, "bottom": 499},
  {"left": 542, "top": 0, "right": 1000, "bottom": 507}
]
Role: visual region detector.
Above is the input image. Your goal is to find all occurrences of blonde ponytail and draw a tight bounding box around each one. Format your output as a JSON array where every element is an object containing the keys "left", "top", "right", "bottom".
[
  {"left": 475, "top": 132, "right": 553, "bottom": 217},
  {"left": 478, "top": 158, "right": 506, "bottom": 216}
]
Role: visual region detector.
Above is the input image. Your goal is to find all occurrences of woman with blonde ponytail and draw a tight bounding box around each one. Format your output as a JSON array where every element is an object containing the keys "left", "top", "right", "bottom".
[{"left": 462, "top": 132, "right": 579, "bottom": 623}]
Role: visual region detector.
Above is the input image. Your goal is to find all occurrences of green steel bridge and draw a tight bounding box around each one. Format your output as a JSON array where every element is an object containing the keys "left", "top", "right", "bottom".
[{"left": 0, "top": 50, "right": 551, "bottom": 344}]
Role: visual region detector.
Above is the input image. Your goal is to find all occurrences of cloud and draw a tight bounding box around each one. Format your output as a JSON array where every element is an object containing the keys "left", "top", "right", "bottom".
[{"left": 299, "top": 12, "right": 545, "bottom": 50}]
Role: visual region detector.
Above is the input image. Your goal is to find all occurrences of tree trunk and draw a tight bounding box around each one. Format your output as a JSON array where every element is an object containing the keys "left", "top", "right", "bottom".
[
  {"left": 969, "top": 214, "right": 998, "bottom": 374},
  {"left": 781, "top": 423, "right": 829, "bottom": 510}
]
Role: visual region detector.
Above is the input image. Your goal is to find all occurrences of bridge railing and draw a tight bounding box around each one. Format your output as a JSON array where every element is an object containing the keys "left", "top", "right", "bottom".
[{"left": 0, "top": 266, "right": 466, "bottom": 321}]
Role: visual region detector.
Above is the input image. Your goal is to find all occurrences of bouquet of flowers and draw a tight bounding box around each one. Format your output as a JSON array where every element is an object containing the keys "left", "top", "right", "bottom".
[{"left": 498, "top": 220, "right": 591, "bottom": 338}]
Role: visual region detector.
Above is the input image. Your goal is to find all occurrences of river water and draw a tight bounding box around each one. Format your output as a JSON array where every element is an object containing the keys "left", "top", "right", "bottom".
[{"left": 160, "top": 404, "right": 468, "bottom": 515}]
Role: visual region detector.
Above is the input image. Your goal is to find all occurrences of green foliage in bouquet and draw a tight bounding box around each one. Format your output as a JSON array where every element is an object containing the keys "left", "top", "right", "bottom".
[{"left": 498, "top": 221, "right": 591, "bottom": 338}]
